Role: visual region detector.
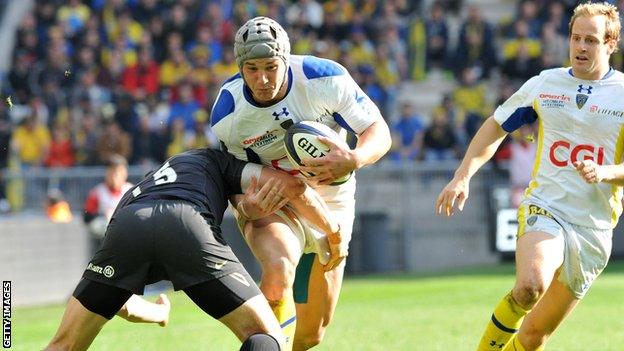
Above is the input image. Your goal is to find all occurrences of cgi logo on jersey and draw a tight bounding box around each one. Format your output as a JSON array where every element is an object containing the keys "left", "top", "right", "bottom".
[{"left": 549, "top": 140, "right": 604, "bottom": 167}]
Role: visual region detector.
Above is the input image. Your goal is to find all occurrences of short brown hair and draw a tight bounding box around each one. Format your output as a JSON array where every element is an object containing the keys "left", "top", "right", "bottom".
[
  {"left": 569, "top": 2, "right": 621, "bottom": 45},
  {"left": 107, "top": 154, "right": 128, "bottom": 168}
]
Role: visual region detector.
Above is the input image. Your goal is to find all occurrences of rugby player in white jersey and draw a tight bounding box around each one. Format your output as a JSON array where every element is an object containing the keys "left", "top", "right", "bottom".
[
  {"left": 436, "top": 3, "right": 624, "bottom": 350},
  {"left": 211, "top": 17, "right": 391, "bottom": 350}
]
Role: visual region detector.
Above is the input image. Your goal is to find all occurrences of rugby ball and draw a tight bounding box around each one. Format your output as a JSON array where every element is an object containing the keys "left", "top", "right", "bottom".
[{"left": 284, "top": 121, "right": 352, "bottom": 185}]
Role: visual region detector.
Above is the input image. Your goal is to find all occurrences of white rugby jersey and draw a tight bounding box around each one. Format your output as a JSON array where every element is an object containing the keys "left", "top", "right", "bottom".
[
  {"left": 494, "top": 67, "right": 624, "bottom": 229},
  {"left": 210, "top": 55, "right": 383, "bottom": 199}
]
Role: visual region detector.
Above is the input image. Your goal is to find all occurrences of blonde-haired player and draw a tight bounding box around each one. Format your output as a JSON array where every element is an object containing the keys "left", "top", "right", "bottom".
[{"left": 437, "top": 2, "right": 623, "bottom": 350}]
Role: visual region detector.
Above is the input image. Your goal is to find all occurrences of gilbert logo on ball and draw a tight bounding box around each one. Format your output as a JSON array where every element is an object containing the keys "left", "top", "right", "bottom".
[
  {"left": 297, "top": 136, "right": 326, "bottom": 158},
  {"left": 284, "top": 121, "right": 352, "bottom": 185}
]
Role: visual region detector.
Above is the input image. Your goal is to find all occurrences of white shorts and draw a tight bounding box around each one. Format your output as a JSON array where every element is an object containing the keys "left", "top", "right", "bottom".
[
  {"left": 517, "top": 201, "right": 612, "bottom": 298},
  {"left": 234, "top": 202, "right": 354, "bottom": 265},
  {"left": 239, "top": 164, "right": 356, "bottom": 265}
]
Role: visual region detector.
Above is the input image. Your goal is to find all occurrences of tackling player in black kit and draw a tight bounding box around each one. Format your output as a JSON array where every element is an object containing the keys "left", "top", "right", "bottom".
[{"left": 45, "top": 148, "right": 345, "bottom": 351}]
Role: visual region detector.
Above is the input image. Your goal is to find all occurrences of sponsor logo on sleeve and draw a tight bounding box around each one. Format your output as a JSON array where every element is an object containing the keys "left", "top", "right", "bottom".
[{"left": 87, "top": 263, "right": 115, "bottom": 278}]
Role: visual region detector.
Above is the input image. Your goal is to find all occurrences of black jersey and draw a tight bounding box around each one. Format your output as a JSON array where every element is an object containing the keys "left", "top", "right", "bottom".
[{"left": 115, "top": 148, "right": 247, "bottom": 225}]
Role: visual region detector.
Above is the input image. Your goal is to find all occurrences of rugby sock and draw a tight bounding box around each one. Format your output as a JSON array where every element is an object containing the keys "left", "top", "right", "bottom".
[
  {"left": 501, "top": 336, "right": 544, "bottom": 351},
  {"left": 269, "top": 298, "right": 296, "bottom": 351},
  {"left": 477, "top": 291, "right": 530, "bottom": 351},
  {"left": 240, "top": 333, "right": 281, "bottom": 351},
  {"left": 501, "top": 336, "right": 524, "bottom": 351}
]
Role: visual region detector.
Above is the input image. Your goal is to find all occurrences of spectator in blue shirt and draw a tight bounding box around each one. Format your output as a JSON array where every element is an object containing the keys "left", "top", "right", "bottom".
[
  {"left": 389, "top": 104, "right": 424, "bottom": 162},
  {"left": 167, "top": 81, "right": 200, "bottom": 132}
]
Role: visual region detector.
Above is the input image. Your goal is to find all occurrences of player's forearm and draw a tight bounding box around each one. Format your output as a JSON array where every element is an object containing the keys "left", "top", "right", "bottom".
[
  {"left": 256, "top": 168, "right": 338, "bottom": 233},
  {"left": 234, "top": 166, "right": 309, "bottom": 220},
  {"left": 288, "top": 185, "right": 339, "bottom": 235},
  {"left": 352, "top": 119, "right": 392, "bottom": 169},
  {"left": 599, "top": 164, "right": 624, "bottom": 186},
  {"left": 233, "top": 174, "right": 339, "bottom": 234},
  {"left": 117, "top": 295, "right": 168, "bottom": 324},
  {"left": 258, "top": 168, "right": 306, "bottom": 199},
  {"left": 230, "top": 193, "right": 271, "bottom": 221},
  {"left": 454, "top": 117, "right": 508, "bottom": 181}
]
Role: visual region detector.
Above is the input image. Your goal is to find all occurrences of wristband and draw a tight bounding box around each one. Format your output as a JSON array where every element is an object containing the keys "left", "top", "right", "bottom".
[{"left": 327, "top": 224, "right": 342, "bottom": 245}]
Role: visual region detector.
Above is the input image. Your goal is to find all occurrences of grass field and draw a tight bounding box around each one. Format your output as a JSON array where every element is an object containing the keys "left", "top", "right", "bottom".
[{"left": 13, "top": 261, "right": 624, "bottom": 350}]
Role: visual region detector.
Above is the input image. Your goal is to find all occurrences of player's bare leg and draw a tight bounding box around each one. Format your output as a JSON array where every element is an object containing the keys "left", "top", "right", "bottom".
[
  {"left": 293, "top": 257, "right": 344, "bottom": 350},
  {"left": 478, "top": 231, "right": 564, "bottom": 350},
  {"left": 219, "top": 294, "right": 285, "bottom": 349},
  {"left": 512, "top": 231, "right": 564, "bottom": 308},
  {"left": 116, "top": 293, "right": 171, "bottom": 327},
  {"left": 45, "top": 297, "right": 109, "bottom": 351},
  {"left": 511, "top": 276, "right": 579, "bottom": 350},
  {"left": 244, "top": 214, "right": 302, "bottom": 350}
]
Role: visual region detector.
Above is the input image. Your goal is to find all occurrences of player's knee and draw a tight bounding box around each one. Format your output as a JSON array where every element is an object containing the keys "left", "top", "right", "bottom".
[
  {"left": 239, "top": 333, "right": 281, "bottom": 351},
  {"left": 520, "top": 325, "right": 550, "bottom": 349},
  {"left": 45, "top": 333, "right": 81, "bottom": 351},
  {"left": 44, "top": 340, "right": 69, "bottom": 351},
  {"left": 513, "top": 281, "right": 545, "bottom": 308},
  {"left": 296, "top": 329, "right": 325, "bottom": 350},
  {"left": 262, "top": 257, "right": 296, "bottom": 296}
]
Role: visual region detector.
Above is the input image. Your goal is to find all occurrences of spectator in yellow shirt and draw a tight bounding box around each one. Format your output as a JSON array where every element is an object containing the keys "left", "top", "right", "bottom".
[
  {"left": 452, "top": 67, "right": 492, "bottom": 137},
  {"left": 211, "top": 50, "right": 238, "bottom": 85},
  {"left": 502, "top": 20, "right": 541, "bottom": 61},
  {"left": 107, "top": 10, "right": 143, "bottom": 47},
  {"left": 324, "top": 0, "right": 355, "bottom": 25},
  {"left": 188, "top": 46, "right": 212, "bottom": 87},
  {"left": 165, "top": 118, "right": 188, "bottom": 158},
  {"left": 159, "top": 48, "right": 192, "bottom": 87},
  {"left": 57, "top": 0, "right": 91, "bottom": 37},
  {"left": 11, "top": 114, "right": 51, "bottom": 167},
  {"left": 349, "top": 29, "right": 375, "bottom": 67}
]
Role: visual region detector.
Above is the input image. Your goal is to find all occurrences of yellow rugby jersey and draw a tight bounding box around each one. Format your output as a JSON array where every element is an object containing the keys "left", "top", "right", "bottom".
[{"left": 494, "top": 67, "right": 624, "bottom": 229}]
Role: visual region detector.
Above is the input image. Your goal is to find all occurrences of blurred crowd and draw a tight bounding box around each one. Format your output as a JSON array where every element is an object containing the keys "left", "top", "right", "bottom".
[
  {"left": 0, "top": 0, "right": 421, "bottom": 173},
  {"left": 1, "top": 0, "right": 624, "bottom": 175},
  {"left": 389, "top": 0, "right": 624, "bottom": 164}
]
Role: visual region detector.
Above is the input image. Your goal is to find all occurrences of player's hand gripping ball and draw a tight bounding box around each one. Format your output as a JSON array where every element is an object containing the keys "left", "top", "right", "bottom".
[{"left": 284, "top": 121, "right": 352, "bottom": 185}]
